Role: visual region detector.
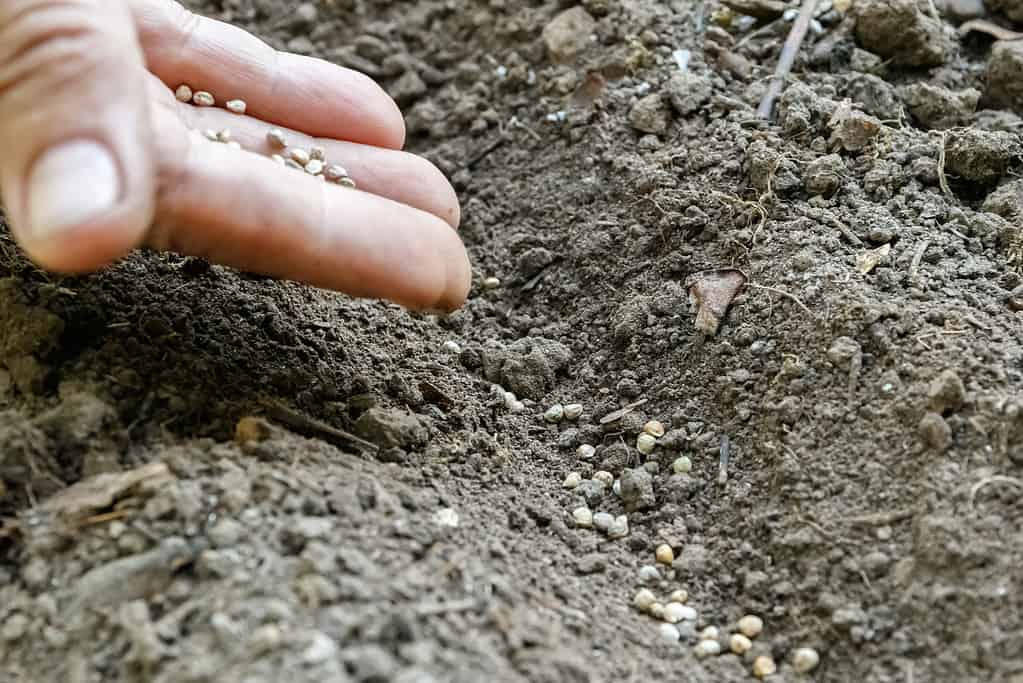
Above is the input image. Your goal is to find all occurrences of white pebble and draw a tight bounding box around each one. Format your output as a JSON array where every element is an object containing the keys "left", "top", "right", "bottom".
[
  {"left": 432, "top": 508, "right": 459, "bottom": 528},
  {"left": 305, "top": 159, "right": 324, "bottom": 175},
  {"left": 302, "top": 632, "right": 337, "bottom": 664},
  {"left": 637, "top": 433, "right": 657, "bottom": 455},
  {"left": 563, "top": 403, "right": 584, "bottom": 420},
  {"left": 659, "top": 623, "right": 681, "bottom": 643},
  {"left": 700, "top": 626, "right": 720, "bottom": 641},
  {"left": 226, "top": 99, "right": 247, "bottom": 115},
  {"left": 738, "top": 614, "right": 763, "bottom": 639},
  {"left": 442, "top": 340, "right": 461, "bottom": 354},
  {"left": 638, "top": 565, "right": 660, "bottom": 583},
  {"left": 192, "top": 91, "right": 215, "bottom": 107},
  {"left": 662, "top": 602, "right": 691, "bottom": 624},
  {"left": 693, "top": 640, "right": 721, "bottom": 659},
  {"left": 544, "top": 404, "right": 565, "bottom": 423},
  {"left": 573, "top": 507, "right": 593, "bottom": 528},
  {"left": 593, "top": 471, "right": 613, "bottom": 486},
  {"left": 483, "top": 276, "right": 501, "bottom": 289},
  {"left": 576, "top": 444, "right": 596, "bottom": 460},
  {"left": 643, "top": 420, "right": 665, "bottom": 438},
  {"left": 633, "top": 588, "right": 656, "bottom": 611},
  {"left": 668, "top": 589, "right": 688, "bottom": 604},
  {"left": 563, "top": 472, "right": 582, "bottom": 489},
  {"left": 608, "top": 514, "right": 629, "bottom": 539},
  {"left": 593, "top": 512, "right": 614, "bottom": 532},
  {"left": 672, "top": 456, "right": 693, "bottom": 474},
  {"left": 175, "top": 84, "right": 193, "bottom": 102},
  {"left": 730, "top": 633, "right": 753, "bottom": 654},
  {"left": 267, "top": 128, "right": 288, "bottom": 148},
  {"left": 792, "top": 647, "right": 820, "bottom": 673},
  {"left": 672, "top": 604, "right": 698, "bottom": 621}
]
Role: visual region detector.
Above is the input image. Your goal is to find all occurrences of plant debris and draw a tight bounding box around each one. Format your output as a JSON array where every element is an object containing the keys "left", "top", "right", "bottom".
[{"left": 686, "top": 269, "right": 748, "bottom": 335}]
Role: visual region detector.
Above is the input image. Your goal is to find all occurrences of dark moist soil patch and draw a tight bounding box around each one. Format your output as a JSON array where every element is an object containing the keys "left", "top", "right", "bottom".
[{"left": 2, "top": 0, "right": 1023, "bottom": 682}]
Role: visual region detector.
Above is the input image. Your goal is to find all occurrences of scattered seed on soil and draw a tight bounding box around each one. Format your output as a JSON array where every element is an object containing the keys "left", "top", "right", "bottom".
[
  {"left": 672, "top": 456, "right": 693, "bottom": 474},
  {"left": 643, "top": 420, "right": 665, "bottom": 438},
  {"left": 267, "top": 129, "right": 288, "bottom": 148},
  {"left": 593, "top": 471, "right": 614, "bottom": 486},
  {"left": 753, "top": 655, "right": 777, "bottom": 679},
  {"left": 226, "top": 99, "right": 247, "bottom": 115},
  {"left": 655, "top": 544, "right": 675, "bottom": 565},
  {"left": 730, "top": 634, "right": 753, "bottom": 654},
  {"left": 634, "top": 588, "right": 657, "bottom": 611},
  {"left": 649, "top": 602, "right": 665, "bottom": 620},
  {"left": 289, "top": 148, "right": 311, "bottom": 165},
  {"left": 694, "top": 640, "right": 722, "bottom": 658},
  {"left": 738, "top": 615, "right": 764, "bottom": 638},
  {"left": 563, "top": 472, "right": 582, "bottom": 489},
  {"left": 700, "top": 626, "right": 720, "bottom": 641},
  {"left": 668, "top": 589, "right": 688, "bottom": 604},
  {"left": 563, "top": 403, "right": 584, "bottom": 420},
  {"left": 192, "top": 91, "right": 215, "bottom": 107},
  {"left": 792, "top": 647, "right": 821, "bottom": 673},
  {"left": 573, "top": 506, "right": 593, "bottom": 528},
  {"left": 576, "top": 444, "right": 596, "bottom": 459},
  {"left": 659, "top": 623, "right": 681, "bottom": 643},
  {"left": 175, "top": 84, "right": 193, "bottom": 102},
  {"left": 309, "top": 146, "right": 325, "bottom": 161},
  {"left": 305, "top": 159, "right": 324, "bottom": 175},
  {"left": 324, "top": 164, "right": 348, "bottom": 181},
  {"left": 544, "top": 404, "right": 565, "bottom": 423},
  {"left": 483, "top": 276, "right": 501, "bottom": 289},
  {"left": 637, "top": 433, "right": 657, "bottom": 454}
]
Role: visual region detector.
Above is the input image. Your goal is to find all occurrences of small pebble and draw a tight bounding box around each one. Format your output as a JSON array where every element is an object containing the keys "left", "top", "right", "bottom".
[
  {"left": 738, "top": 614, "right": 763, "bottom": 638},
  {"left": 483, "top": 276, "right": 501, "bottom": 289},
  {"left": 643, "top": 420, "right": 666, "bottom": 438},
  {"left": 730, "top": 633, "right": 753, "bottom": 654},
  {"left": 577, "top": 444, "right": 596, "bottom": 460},
  {"left": 637, "top": 433, "right": 657, "bottom": 455},
  {"left": 634, "top": 588, "right": 657, "bottom": 611},
  {"left": 593, "top": 471, "right": 614, "bottom": 486},
  {"left": 649, "top": 602, "right": 665, "bottom": 620},
  {"left": 608, "top": 514, "right": 629, "bottom": 539},
  {"left": 655, "top": 544, "right": 675, "bottom": 565},
  {"left": 175, "top": 84, "right": 193, "bottom": 102},
  {"left": 672, "top": 456, "right": 693, "bottom": 474},
  {"left": 564, "top": 403, "right": 584, "bottom": 420},
  {"left": 442, "top": 340, "right": 461, "bottom": 354},
  {"left": 700, "top": 626, "right": 720, "bottom": 641},
  {"left": 544, "top": 404, "right": 565, "bottom": 423},
  {"left": 573, "top": 506, "right": 593, "bottom": 528},
  {"left": 324, "top": 164, "right": 349, "bottom": 181},
  {"left": 753, "top": 655, "right": 777, "bottom": 679},
  {"left": 563, "top": 472, "right": 583, "bottom": 489},
  {"left": 693, "top": 640, "right": 722, "bottom": 658},
  {"left": 226, "top": 99, "right": 247, "bottom": 115},
  {"left": 289, "top": 148, "right": 311, "bottom": 165},
  {"left": 593, "top": 512, "right": 614, "bottom": 532},
  {"left": 305, "top": 159, "right": 324, "bottom": 175},
  {"left": 792, "top": 647, "right": 820, "bottom": 673},
  {"left": 432, "top": 508, "right": 459, "bottom": 528},
  {"left": 303, "top": 632, "right": 338, "bottom": 665},
  {"left": 638, "top": 565, "right": 661, "bottom": 583},
  {"left": 668, "top": 589, "right": 688, "bottom": 604},
  {"left": 192, "top": 91, "right": 215, "bottom": 107},
  {"left": 309, "top": 146, "right": 326, "bottom": 161},
  {"left": 662, "top": 602, "right": 691, "bottom": 624},
  {"left": 267, "top": 129, "right": 288, "bottom": 148},
  {"left": 659, "top": 623, "right": 681, "bottom": 643}
]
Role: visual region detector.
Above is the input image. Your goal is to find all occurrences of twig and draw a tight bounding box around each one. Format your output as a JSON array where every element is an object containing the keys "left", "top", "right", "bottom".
[
  {"left": 718, "top": 435, "right": 731, "bottom": 485},
  {"left": 909, "top": 239, "right": 930, "bottom": 277},
  {"left": 969, "top": 475, "right": 1023, "bottom": 509},
  {"left": 261, "top": 402, "right": 379, "bottom": 453},
  {"left": 757, "top": 0, "right": 818, "bottom": 120},
  {"left": 748, "top": 283, "right": 816, "bottom": 320},
  {"left": 936, "top": 132, "right": 954, "bottom": 199}
]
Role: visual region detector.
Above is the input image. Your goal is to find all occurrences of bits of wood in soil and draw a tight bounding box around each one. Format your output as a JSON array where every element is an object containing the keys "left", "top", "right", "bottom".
[{"left": 686, "top": 268, "right": 748, "bottom": 336}]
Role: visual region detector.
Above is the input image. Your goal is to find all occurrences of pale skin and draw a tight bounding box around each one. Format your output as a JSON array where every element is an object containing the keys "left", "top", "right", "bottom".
[{"left": 0, "top": 0, "right": 471, "bottom": 312}]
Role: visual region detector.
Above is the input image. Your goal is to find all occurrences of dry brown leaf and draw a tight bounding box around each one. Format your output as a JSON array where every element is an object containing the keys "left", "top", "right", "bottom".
[
  {"left": 686, "top": 269, "right": 749, "bottom": 335},
  {"left": 857, "top": 243, "right": 891, "bottom": 274},
  {"left": 39, "top": 462, "right": 174, "bottom": 520}
]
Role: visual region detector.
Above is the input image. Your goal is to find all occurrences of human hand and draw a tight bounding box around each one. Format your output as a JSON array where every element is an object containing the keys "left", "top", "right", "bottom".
[{"left": 0, "top": 0, "right": 470, "bottom": 312}]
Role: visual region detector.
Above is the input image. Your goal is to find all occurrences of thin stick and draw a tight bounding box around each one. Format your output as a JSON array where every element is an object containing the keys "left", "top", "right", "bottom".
[
  {"left": 261, "top": 401, "right": 380, "bottom": 453},
  {"left": 936, "top": 132, "right": 954, "bottom": 199},
  {"left": 757, "top": 0, "right": 818, "bottom": 120},
  {"left": 748, "top": 283, "right": 816, "bottom": 319}
]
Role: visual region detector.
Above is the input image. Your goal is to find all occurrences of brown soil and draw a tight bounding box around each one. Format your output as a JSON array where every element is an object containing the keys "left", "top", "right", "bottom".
[{"left": 2, "top": 0, "right": 1023, "bottom": 682}]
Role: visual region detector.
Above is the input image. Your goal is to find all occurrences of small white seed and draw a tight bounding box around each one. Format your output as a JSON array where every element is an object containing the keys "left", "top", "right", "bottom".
[
  {"left": 338, "top": 176, "right": 357, "bottom": 189},
  {"left": 175, "top": 84, "right": 193, "bottom": 102},
  {"left": 192, "top": 91, "right": 215, "bottom": 107},
  {"left": 226, "top": 141, "right": 242, "bottom": 150},
  {"left": 563, "top": 403, "right": 584, "bottom": 421},
  {"left": 792, "top": 647, "right": 820, "bottom": 673},
  {"left": 305, "top": 159, "right": 324, "bottom": 176},
  {"left": 572, "top": 506, "right": 593, "bottom": 528},
  {"left": 693, "top": 640, "right": 721, "bottom": 659},
  {"left": 637, "top": 433, "right": 657, "bottom": 454},
  {"left": 752, "top": 655, "right": 777, "bottom": 679},
  {"left": 643, "top": 420, "right": 665, "bottom": 438},
  {"left": 700, "top": 626, "right": 720, "bottom": 641},
  {"left": 226, "top": 99, "right": 247, "bottom": 115},
  {"left": 442, "top": 340, "right": 461, "bottom": 354},
  {"left": 672, "top": 456, "right": 693, "bottom": 474},
  {"left": 655, "top": 544, "right": 675, "bottom": 565},
  {"left": 633, "top": 588, "right": 656, "bottom": 612},
  {"left": 563, "top": 472, "right": 582, "bottom": 489},
  {"left": 738, "top": 615, "right": 764, "bottom": 639},
  {"left": 544, "top": 404, "right": 564, "bottom": 423},
  {"left": 576, "top": 444, "right": 596, "bottom": 460},
  {"left": 289, "top": 148, "right": 311, "bottom": 165},
  {"left": 662, "top": 602, "right": 690, "bottom": 624},
  {"left": 659, "top": 623, "right": 681, "bottom": 643},
  {"left": 483, "top": 276, "right": 501, "bottom": 289},
  {"left": 324, "top": 164, "right": 349, "bottom": 181},
  {"left": 271, "top": 154, "right": 286, "bottom": 165},
  {"left": 593, "top": 471, "right": 614, "bottom": 486},
  {"left": 730, "top": 634, "right": 753, "bottom": 655},
  {"left": 267, "top": 129, "right": 288, "bottom": 148},
  {"left": 309, "top": 146, "right": 326, "bottom": 161},
  {"left": 648, "top": 602, "right": 665, "bottom": 620},
  {"left": 668, "top": 589, "right": 688, "bottom": 604}
]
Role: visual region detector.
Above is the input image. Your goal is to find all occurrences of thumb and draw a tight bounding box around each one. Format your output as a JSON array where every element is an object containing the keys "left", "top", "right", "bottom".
[{"left": 0, "top": 0, "right": 155, "bottom": 272}]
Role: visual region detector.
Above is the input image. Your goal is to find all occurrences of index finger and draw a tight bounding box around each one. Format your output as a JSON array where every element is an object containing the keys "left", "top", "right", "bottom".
[{"left": 130, "top": 0, "right": 406, "bottom": 149}]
